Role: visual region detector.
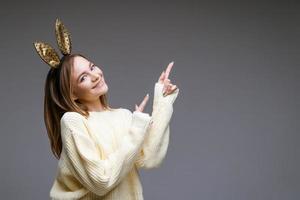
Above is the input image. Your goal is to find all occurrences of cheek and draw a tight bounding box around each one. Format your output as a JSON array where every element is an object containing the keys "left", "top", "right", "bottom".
[{"left": 74, "top": 84, "right": 91, "bottom": 97}]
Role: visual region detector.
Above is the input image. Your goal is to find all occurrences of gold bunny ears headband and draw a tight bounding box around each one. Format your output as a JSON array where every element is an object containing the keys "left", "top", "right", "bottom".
[{"left": 33, "top": 18, "right": 72, "bottom": 68}]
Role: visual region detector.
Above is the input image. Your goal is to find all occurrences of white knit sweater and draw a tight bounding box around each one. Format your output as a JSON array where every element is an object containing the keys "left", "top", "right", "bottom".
[{"left": 49, "top": 82, "right": 179, "bottom": 200}]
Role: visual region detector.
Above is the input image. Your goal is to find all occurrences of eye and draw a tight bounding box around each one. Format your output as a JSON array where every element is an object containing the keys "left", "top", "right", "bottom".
[
  {"left": 80, "top": 75, "right": 87, "bottom": 82},
  {"left": 91, "top": 65, "right": 97, "bottom": 70},
  {"left": 92, "top": 65, "right": 98, "bottom": 70}
]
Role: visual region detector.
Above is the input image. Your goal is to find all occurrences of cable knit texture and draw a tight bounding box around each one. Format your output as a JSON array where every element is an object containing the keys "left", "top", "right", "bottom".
[{"left": 49, "top": 83, "right": 179, "bottom": 200}]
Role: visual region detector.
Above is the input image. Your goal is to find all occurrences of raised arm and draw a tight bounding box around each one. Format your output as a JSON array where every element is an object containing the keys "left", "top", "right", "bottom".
[
  {"left": 61, "top": 111, "right": 152, "bottom": 196},
  {"left": 135, "top": 82, "right": 179, "bottom": 169},
  {"left": 135, "top": 61, "right": 180, "bottom": 169}
]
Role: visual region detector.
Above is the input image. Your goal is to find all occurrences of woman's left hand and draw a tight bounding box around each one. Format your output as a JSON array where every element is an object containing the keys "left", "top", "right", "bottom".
[{"left": 157, "top": 61, "right": 178, "bottom": 97}]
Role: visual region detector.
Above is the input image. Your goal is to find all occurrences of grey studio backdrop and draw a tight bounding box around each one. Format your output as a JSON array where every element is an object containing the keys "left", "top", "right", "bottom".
[{"left": 0, "top": 0, "right": 299, "bottom": 199}]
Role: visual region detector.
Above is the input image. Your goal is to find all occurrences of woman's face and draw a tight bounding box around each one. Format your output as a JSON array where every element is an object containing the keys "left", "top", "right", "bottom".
[{"left": 71, "top": 56, "right": 108, "bottom": 102}]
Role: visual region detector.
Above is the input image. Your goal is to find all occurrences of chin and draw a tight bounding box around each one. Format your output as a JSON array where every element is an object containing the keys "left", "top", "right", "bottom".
[{"left": 97, "top": 85, "right": 108, "bottom": 96}]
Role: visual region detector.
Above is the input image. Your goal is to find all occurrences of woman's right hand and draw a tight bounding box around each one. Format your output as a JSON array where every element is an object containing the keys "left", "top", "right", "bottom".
[{"left": 135, "top": 93, "right": 149, "bottom": 113}]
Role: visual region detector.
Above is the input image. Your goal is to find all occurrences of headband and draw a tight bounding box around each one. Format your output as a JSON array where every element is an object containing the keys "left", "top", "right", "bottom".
[{"left": 33, "top": 18, "right": 72, "bottom": 68}]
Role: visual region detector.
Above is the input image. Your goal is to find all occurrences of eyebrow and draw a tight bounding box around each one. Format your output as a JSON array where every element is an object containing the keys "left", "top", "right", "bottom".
[{"left": 77, "top": 62, "right": 94, "bottom": 82}]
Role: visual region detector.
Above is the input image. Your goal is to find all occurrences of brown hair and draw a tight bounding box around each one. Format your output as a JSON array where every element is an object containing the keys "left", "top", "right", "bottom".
[{"left": 44, "top": 53, "right": 112, "bottom": 159}]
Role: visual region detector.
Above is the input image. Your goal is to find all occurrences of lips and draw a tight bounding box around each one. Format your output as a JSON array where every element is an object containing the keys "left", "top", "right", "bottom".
[{"left": 92, "top": 81, "right": 103, "bottom": 89}]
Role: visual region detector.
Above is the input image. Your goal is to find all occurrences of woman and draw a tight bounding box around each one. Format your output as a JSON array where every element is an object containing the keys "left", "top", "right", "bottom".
[{"left": 34, "top": 19, "right": 179, "bottom": 200}]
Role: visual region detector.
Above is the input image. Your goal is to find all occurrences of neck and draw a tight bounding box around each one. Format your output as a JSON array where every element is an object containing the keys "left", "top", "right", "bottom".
[{"left": 81, "top": 98, "right": 105, "bottom": 112}]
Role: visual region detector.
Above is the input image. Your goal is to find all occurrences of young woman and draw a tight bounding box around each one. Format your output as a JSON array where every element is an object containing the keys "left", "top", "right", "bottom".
[{"left": 34, "top": 19, "right": 179, "bottom": 200}]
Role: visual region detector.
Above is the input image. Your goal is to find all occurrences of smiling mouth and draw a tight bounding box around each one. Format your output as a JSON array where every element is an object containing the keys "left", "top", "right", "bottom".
[{"left": 92, "top": 81, "right": 103, "bottom": 89}]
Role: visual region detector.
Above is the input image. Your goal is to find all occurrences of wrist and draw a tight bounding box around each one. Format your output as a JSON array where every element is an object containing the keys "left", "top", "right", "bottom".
[{"left": 153, "top": 82, "right": 179, "bottom": 108}]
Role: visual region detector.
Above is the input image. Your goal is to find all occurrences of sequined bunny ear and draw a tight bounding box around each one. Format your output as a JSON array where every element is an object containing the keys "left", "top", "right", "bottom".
[
  {"left": 33, "top": 42, "right": 61, "bottom": 68},
  {"left": 55, "top": 18, "right": 72, "bottom": 55}
]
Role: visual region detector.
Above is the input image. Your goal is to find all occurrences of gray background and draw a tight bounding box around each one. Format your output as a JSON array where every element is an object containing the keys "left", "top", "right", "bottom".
[{"left": 0, "top": 0, "right": 299, "bottom": 199}]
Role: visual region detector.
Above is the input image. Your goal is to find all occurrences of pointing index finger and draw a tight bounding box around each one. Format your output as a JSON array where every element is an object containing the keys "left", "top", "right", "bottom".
[
  {"left": 165, "top": 61, "right": 174, "bottom": 80},
  {"left": 139, "top": 94, "right": 149, "bottom": 110}
]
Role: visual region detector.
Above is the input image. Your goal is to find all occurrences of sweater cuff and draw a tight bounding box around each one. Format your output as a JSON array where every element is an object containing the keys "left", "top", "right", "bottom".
[
  {"left": 131, "top": 111, "right": 152, "bottom": 130},
  {"left": 153, "top": 82, "right": 179, "bottom": 108}
]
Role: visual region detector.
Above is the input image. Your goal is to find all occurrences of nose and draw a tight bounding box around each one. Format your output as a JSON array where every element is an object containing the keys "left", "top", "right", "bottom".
[{"left": 91, "top": 73, "right": 101, "bottom": 82}]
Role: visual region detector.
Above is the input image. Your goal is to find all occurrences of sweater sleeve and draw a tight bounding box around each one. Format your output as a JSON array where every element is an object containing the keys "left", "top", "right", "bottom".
[
  {"left": 135, "top": 82, "right": 179, "bottom": 169},
  {"left": 60, "top": 111, "right": 152, "bottom": 197}
]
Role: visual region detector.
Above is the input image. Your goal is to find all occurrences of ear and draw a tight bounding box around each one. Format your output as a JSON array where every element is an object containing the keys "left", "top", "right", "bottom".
[
  {"left": 71, "top": 91, "right": 79, "bottom": 101},
  {"left": 33, "top": 42, "right": 61, "bottom": 68},
  {"left": 71, "top": 93, "right": 78, "bottom": 101},
  {"left": 55, "top": 18, "right": 72, "bottom": 55}
]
